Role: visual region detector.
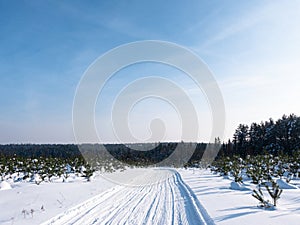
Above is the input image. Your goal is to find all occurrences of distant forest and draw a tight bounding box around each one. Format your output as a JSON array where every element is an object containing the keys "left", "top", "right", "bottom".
[
  {"left": 0, "top": 142, "right": 211, "bottom": 166},
  {"left": 219, "top": 114, "right": 300, "bottom": 158},
  {"left": 0, "top": 114, "right": 299, "bottom": 165}
]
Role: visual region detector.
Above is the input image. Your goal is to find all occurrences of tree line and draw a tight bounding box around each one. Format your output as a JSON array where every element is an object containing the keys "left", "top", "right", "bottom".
[
  {"left": 218, "top": 114, "right": 300, "bottom": 158},
  {"left": 0, "top": 143, "right": 209, "bottom": 167},
  {"left": 1, "top": 113, "right": 299, "bottom": 165}
]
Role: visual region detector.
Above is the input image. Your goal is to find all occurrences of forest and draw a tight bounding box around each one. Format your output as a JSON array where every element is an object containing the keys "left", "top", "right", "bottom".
[
  {"left": 218, "top": 114, "right": 300, "bottom": 158},
  {"left": 0, "top": 113, "right": 299, "bottom": 187},
  {"left": 0, "top": 114, "right": 300, "bottom": 164}
]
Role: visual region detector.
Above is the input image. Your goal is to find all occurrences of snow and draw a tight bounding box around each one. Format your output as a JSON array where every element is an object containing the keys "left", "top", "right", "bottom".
[
  {"left": 1, "top": 168, "right": 300, "bottom": 225},
  {"left": 229, "top": 181, "right": 250, "bottom": 191},
  {"left": 0, "top": 174, "right": 115, "bottom": 225},
  {"left": 276, "top": 179, "right": 298, "bottom": 189},
  {"left": 41, "top": 168, "right": 215, "bottom": 225},
  {"left": 0, "top": 181, "right": 12, "bottom": 190},
  {"left": 179, "top": 168, "right": 300, "bottom": 225}
]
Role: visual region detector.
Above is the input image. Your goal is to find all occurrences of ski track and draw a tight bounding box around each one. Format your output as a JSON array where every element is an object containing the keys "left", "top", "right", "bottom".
[{"left": 42, "top": 169, "right": 215, "bottom": 225}]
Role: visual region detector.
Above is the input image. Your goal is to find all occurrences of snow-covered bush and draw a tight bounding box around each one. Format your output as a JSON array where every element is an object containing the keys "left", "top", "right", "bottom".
[
  {"left": 252, "top": 186, "right": 272, "bottom": 208},
  {"left": 231, "top": 156, "right": 244, "bottom": 183},
  {"left": 265, "top": 182, "right": 283, "bottom": 207},
  {"left": 0, "top": 155, "right": 128, "bottom": 185},
  {"left": 252, "top": 182, "right": 283, "bottom": 208},
  {"left": 211, "top": 153, "right": 296, "bottom": 208}
]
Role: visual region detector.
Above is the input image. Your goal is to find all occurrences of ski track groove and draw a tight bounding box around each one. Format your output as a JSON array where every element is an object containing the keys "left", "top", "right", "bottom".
[
  {"left": 103, "top": 186, "right": 150, "bottom": 225},
  {"left": 168, "top": 176, "right": 175, "bottom": 225},
  {"left": 42, "top": 169, "right": 215, "bottom": 225},
  {"left": 144, "top": 179, "right": 164, "bottom": 225},
  {"left": 143, "top": 183, "right": 161, "bottom": 224}
]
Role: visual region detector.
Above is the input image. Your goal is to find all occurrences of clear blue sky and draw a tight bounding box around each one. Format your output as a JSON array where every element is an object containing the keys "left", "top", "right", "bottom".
[{"left": 1, "top": 0, "right": 300, "bottom": 143}]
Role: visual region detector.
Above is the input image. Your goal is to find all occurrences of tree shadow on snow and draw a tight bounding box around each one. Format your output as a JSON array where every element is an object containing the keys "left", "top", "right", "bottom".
[
  {"left": 215, "top": 210, "right": 259, "bottom": 222},
  {"left": 215, "top": 206, "right": 260, "bottom": 222}
]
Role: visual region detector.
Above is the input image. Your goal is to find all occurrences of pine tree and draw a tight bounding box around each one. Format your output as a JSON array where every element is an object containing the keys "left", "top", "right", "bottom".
[{"left": 233, "top": 124, "right": 249, "bottom": 157}]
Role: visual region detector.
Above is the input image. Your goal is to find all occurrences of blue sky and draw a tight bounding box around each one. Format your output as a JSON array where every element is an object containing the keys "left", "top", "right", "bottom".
[{"left": 1, "top": 0, "right": 300, "bottom": 143}]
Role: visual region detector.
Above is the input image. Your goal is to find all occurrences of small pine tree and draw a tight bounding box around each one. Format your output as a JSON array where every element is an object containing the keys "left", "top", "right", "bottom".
[
  {"left": 82, "top": 164, "right": 95, "bottom": 182},
  {"left": 265, "top": 181, "right": 283, "bottom": 207},
  {"left": 252, "top": 187, "right": 269, "bottom": 208}
]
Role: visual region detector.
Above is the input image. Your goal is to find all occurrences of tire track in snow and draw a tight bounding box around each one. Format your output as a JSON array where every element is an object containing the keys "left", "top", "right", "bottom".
[
  {"left": 42, "top": 168, "right": 215, "bottom": 225},
  {"left": 173, "top": 171, "right": 215, "bottom": 225}
]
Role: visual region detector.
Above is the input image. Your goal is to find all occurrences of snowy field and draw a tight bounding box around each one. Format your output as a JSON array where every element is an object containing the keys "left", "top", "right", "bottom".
[
  {"left": 1, "top": 168, "right": 300, "bottom": 225},
  {"left": 180, "top": 169, "right": 300, "bottom": 225}
]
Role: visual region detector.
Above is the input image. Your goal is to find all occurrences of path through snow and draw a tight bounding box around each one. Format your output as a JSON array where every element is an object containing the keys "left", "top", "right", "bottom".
[{"left": 42, "top": 168, "right": 215, "bottom": 225}]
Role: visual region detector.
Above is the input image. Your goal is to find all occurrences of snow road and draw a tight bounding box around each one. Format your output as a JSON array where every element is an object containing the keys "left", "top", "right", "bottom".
[{"left": 42, "top": 168, "right": 215, "bottom": 225}]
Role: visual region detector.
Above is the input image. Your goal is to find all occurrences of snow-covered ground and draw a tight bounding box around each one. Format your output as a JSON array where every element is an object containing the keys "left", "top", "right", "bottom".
[
  {"left": 0, "top": 174, "right": 115, "bottom": 225},
  {"left": 179, "top": 168, "right": 300, "bottom": 225},
  {"left": 1, "top": 168, "right": 300, "bottom": 225}
]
